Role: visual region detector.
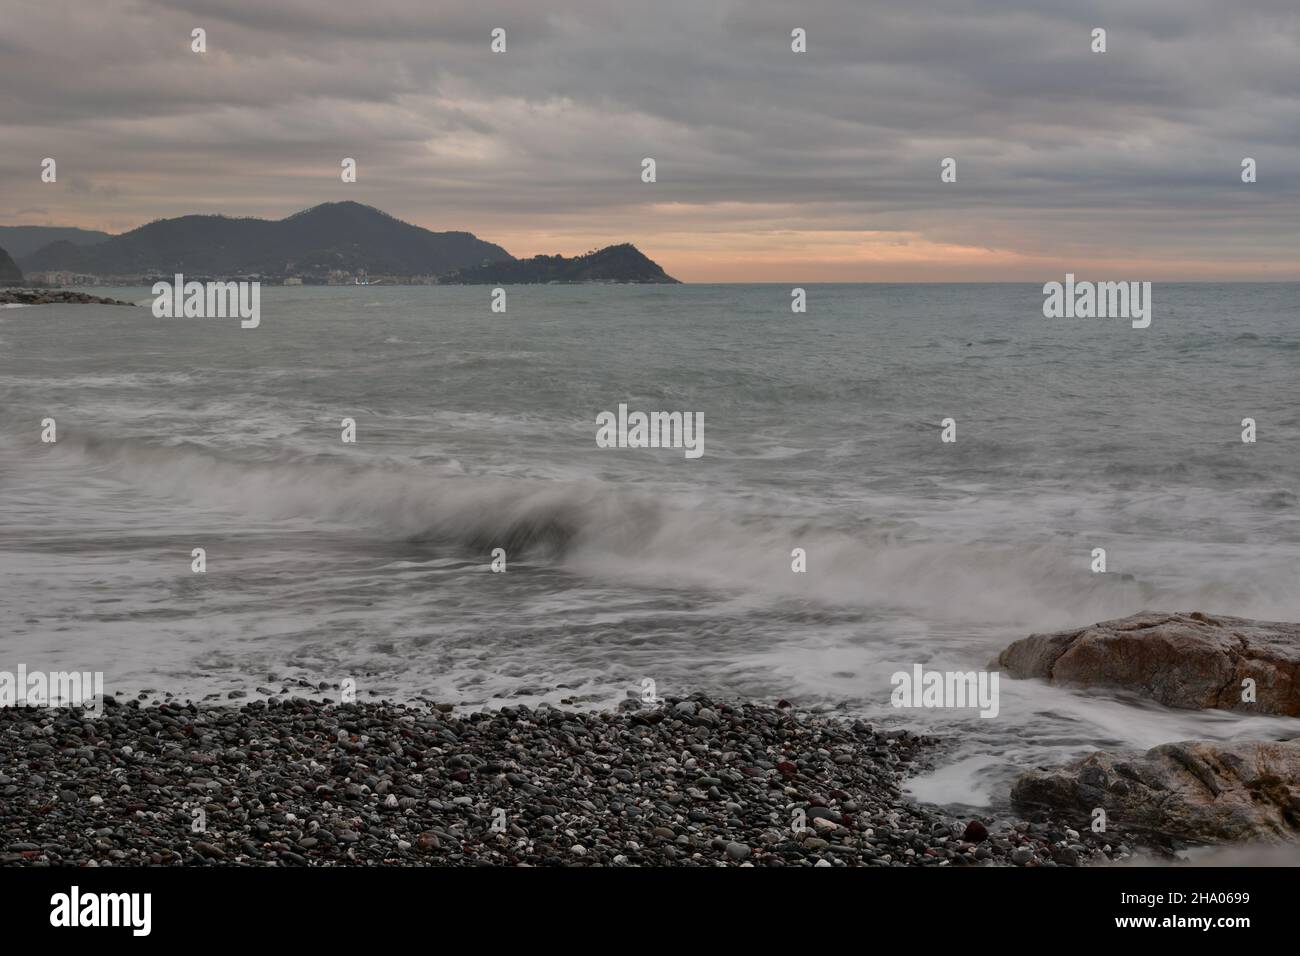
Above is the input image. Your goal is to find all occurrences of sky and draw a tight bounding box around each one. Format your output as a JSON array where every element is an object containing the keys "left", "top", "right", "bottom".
[{"left": 1, "top": 0, "right": 1298, "bottom": 281}]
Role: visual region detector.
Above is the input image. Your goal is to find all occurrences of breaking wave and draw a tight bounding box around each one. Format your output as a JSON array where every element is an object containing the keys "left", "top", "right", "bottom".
[{"left": 40, "top": 432, "right": 1300, "bottom": 631}]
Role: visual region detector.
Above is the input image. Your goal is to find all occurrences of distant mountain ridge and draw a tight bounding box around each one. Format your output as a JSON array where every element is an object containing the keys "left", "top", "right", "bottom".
[
  {"left": 0, "top": 246, "right": 23, "bottom": 285},
  {"left": 8, "top": 202, "right": 679, "bottom": 284},
  {"left": 20, "top": 202, "right": 512, "bottom": 278},
  {"left": 444, "top": 244, "right": 679, "bottom": 284},
  {"left": 0, "top": 226, "right": 110, "bottom": 263}
]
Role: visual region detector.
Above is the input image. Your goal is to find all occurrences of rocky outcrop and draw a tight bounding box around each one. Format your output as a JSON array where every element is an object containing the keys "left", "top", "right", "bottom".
[
  {"left": 995, "top": 611, "right": 1300, "bottom": 716},
  {"left": 1012, "top": 739, "right": 1300, "bottom": 844},
  {"left": 442, "top": 243, "right": 679, "bottom": 284}
]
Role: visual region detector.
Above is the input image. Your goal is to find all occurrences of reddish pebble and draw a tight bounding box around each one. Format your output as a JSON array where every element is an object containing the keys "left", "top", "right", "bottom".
[{"left": 962, "top": 820, "right": 989, "bottom": 843}]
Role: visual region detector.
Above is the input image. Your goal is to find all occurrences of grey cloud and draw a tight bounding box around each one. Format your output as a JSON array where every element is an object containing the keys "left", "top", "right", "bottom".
[{"left": 0, "top": 0, "right": 1296, "bottom": 274}]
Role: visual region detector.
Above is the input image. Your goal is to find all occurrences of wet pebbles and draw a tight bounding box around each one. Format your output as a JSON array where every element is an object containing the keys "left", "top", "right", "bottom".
[{"left": 0, "top": 694, "right": 1129, "bottom": 867}]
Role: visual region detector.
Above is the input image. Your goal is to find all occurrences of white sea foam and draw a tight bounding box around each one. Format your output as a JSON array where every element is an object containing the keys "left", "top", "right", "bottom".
[{"left": 38, "top": 434, "right": 1300, "bottom": 631}]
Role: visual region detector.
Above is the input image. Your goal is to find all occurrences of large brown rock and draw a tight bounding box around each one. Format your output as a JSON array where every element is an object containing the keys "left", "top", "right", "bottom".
[
  {"left": 995, "top": 611, "right": 1300, "bottom": 715},
  {"left": 1012, "top": 739, "right": 1300, "bottom": 844}
]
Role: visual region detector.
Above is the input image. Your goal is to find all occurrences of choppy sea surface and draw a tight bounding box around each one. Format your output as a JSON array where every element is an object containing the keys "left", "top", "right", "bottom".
[{"left": 2, "top": 283, "right": 1297, "bottom": 809}]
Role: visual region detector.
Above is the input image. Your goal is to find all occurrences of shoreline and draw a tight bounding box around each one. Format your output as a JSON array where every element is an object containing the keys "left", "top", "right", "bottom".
[{"left": 0, "top": 693, "right": 1131, "bottom": 867}]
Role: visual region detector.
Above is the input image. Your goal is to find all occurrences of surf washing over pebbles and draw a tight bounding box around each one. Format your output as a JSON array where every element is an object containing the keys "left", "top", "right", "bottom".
[{"left": 1, "top": 282, "right": 1298, "bottom": 811}]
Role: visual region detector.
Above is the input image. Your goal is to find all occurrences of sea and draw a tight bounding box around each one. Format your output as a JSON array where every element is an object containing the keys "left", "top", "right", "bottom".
[{"left": 2, "top": 282, "right": 1297, "bottom": 810}]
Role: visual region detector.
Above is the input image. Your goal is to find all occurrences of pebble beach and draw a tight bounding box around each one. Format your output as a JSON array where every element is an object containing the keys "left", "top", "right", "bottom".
[{"left": 0, "top": 693, "right": 1132, "bottom": 867}]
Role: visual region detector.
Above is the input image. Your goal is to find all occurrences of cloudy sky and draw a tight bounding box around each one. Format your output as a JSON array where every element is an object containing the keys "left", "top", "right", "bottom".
[{"left": 2, "top": 0, "right": 1298, "bottom": 280}]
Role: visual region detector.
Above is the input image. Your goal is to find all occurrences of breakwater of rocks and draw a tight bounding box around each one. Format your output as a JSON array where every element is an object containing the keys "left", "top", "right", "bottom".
[{"left": 0, "top": 289, "right": 135, "bottom": 306}]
